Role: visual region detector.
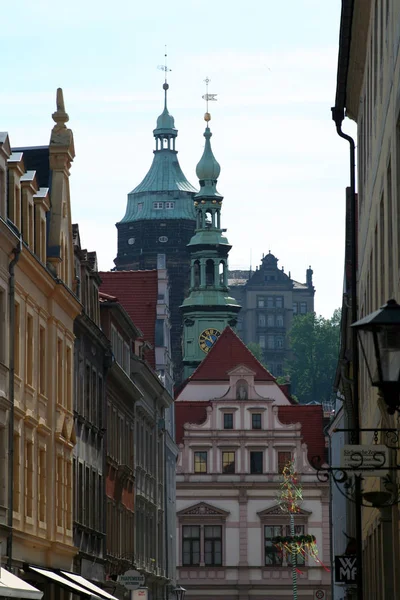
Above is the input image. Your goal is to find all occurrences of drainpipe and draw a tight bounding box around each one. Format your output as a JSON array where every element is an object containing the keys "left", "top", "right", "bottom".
[
  {"left": 331, "top": 106, "right": 363, "bottom": 600},
  {"left": 7, "top": 239, "right": 22, "bottom": 570}
]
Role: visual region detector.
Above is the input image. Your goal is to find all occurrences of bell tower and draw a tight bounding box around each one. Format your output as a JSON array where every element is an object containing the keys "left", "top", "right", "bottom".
[{"left": 181, "top": 105, "right": 241, "bottom": 379}]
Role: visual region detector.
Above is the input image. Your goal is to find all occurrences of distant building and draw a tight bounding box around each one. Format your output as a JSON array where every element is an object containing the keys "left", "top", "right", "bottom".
[
  {"left": 175, "top": 327, "right": 330, "bottom": 600},
  {"left": 228, "top": 252, "right": 315, "bottom": 376},
  {"left": 114, "top": 80, "right": 197, "bottom": 382}
]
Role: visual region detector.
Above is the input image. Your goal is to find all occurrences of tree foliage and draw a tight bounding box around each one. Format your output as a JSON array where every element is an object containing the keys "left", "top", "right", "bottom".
[{"left": 285, "top": 309, "right": 341, "bottom": 405}]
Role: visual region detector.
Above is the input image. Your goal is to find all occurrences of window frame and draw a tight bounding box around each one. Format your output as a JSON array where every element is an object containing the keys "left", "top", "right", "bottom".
[
  {"left": 194, "top": 451, "right": 208, "bottom": 474},
  {"left": 153, "top": 201, "right": 164, "bottom": 210},
  {"left": 277, "top": 451, "right": 293, "bottom": 474},
  {"left": 222, "top": 451, "right": 235, "bottom": 474},
  {"left": 252, "top": 413, "right": 262, "bottom": 430},
  {"left": 165, "top": 201, "right": 175, "bottom": 209},
  {"left": 223, "top": 413, "right": 234, "bottom": 430},
  {"left": 182, "top": 525, "right": 200, "bottom": 566},
  {"left": 300, "top": 302, "right": 307, "bottom": 314},
  {"left": 250, "top": 451, "right": 263, "bottom": 474},
  {"left": 204, "top": 525, "right": 222, "bottom": 566}
]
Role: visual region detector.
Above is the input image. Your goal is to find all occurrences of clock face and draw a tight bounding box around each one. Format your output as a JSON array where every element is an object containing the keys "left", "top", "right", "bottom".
[{"left": 199, "top": 328, "right": 221, "bottom": 353}]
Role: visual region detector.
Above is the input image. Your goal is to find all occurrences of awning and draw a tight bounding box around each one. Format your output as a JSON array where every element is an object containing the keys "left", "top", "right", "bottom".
[
  {"left": 28, "top": 567, "right": 102, "bottom": 599},
  {"left": 0, "top": 567, "right": 43, "bottom": 599},
  {"left": 60, "top": 572, "right": 119, "bottom": 600}
]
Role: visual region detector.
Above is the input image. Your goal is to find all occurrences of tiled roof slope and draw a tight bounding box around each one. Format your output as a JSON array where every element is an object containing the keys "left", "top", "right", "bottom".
[
  {"left": 99, "top": 270, "right": 158, "bottom": 369},
  {"left": 190, "top": 327, "right": 276, "bottom": 382},
  {"left": 175, "top": 401, "right": 212, "bottom": 444},
  {"left": 278, "top": 405, "right": 326, "bottom": 464},
  {"left": 12, "top": 146, "right": 51, "bottom": 189}
]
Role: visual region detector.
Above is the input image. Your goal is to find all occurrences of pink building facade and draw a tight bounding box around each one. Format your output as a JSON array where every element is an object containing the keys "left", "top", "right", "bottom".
[{"left": 175, "top": 328, "right": 331, "bottom": 600}]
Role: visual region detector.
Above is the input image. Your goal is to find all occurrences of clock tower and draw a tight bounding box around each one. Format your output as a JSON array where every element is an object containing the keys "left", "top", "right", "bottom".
[{"left": 181, "top": 111, "right": 241, "bottom": 379}]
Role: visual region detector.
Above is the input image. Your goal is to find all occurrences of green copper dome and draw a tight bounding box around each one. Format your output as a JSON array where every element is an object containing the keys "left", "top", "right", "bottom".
[
  {"left": 196, "top": 126, "right": 221, "bottom": 180},
  {"left": 154, "top": 83, "right": 177, "bottom": 136}
]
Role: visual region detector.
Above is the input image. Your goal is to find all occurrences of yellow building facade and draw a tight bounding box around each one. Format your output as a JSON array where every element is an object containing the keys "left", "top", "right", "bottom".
[
  {"left": 0, "top": 90, "right": 81, "bottom": 575},
  {"left": 335, "top": 1, "right": 400, "bottom": 597}
]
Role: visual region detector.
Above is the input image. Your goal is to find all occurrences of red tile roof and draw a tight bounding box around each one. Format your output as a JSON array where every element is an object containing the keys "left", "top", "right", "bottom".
[
  {"left": 175, "top": 401, "right": 212, "bottom": 444},
  {"left": 190, "top": 327, "right": 276, "bottom": 382},
  {"left": 99, "top": 270, "right": 158, "bottom": 369},
  {"left": 278, "top": 405, "right": 326, "bottom": 464}
]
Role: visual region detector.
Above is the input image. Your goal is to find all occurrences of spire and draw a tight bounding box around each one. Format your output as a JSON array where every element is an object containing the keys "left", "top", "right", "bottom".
[
  {"left": 196, "top": 78, "right": 221, "bottom": 198},
  {"left": 154, "top": 49, "right": 177, "bottom": 139}
]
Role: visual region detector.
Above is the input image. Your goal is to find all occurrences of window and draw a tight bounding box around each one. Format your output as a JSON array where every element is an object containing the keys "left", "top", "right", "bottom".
[
  {"left": 165, "top": 201, "right": 175, "bottom": 209},
  {"left": 258, "top": 335, "right": 265, "bottom": 348},
  {"left": 14, "top": 303, "right": 20, "bottom": 376},
  {"left": 276, "top": 364, "right": 283, "bottom": 377},
  {"left": 39, "top": 448, "right": 46, "bottom": 522},
  {"left": 276, "top": 296, "right": 283, "bottom": 308},
  {"left": 159, "top": 236, "right": 168, "bottom": 243},
  {"left": 26, "top": 313, "right": 33, "bottom": 386},
  {"left": 128, "top": 237, "right": 135, "bottom": 245},
  {"left": 258, "top": 314, "right": 266, "bottom": 326},
  {"left": 252, "top": 413, "right": 262, "bottom": 430},
  {"left": 137, "top": 202, "right": 143, "bottom": 212},
  {"left": 257, "top": 297, "right": 265, "bottom": 308},
  {"left": 204, "top": 526, "right": 222, "bottom": 566},
  {"left": 57, "top": 338, "right": 63, "bottom": 405},
  {"left": 267, "top": 314, "right": 274, "bottom": 327},
  {"left": 222, "top": 451, "right": 235, "bottom": 474},
  {"left": 300, "top": 302, "right": 307, "bottom": 314},
  {"left": 39, "top": 326, "right": 46, "bottom": 395},
  {"left": 265, "top": 525, "right": 283, "bottom": 565},
  {"left": 25, "top": 440, "right": 33, "bottom": 518},
  {"left": 182, "top": 526, "right": 200, "bottom": 565},
  {"left": 267, "top": 296, "right": 274, "bottom": 308},
  {"left": 276, "top": 314, "right": 284, "bottom": 327},
  {"left": 278, "top": 451, "right": 292, "bottom": 474},
  {"left": 293, "top": 303, "right": 298, "bottom": 314},
  {"left": 194, "top": 451, "right": 207, "bottom": 473},
  {"left": 267, "top": 335, "right": 274, "bottom": 349},
  {"left": 153, "top": 202, "right": 163, "bottom": 209},
  {"left": 223, "top": 413, "right": 233, "bottom": 429},
  {"left": 276, "top": 336, "right": 284, "bottom": 349},
  {"left": 287, "top": 524, "right": 305, "bottom": 566},
  {"left": 250, "top": 451, "right": 263, "bottom": 474}
]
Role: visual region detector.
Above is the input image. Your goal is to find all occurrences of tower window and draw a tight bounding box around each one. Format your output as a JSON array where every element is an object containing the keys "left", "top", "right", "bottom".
[
  {"left": 193, "top": 261, "right": 200, "bottom": 287},
  {"left": 206, "top": 260, "right": 214, "bottom": 285},
  {"left": 137, "top": 202, "right": 143, "bottom": 212},
  {"left": 276, "top": 314, "right": 284, "bottom": 327},
  {"left": 300, "top": 302, "right": 307, "bottom": 314},
  {"left": 165, "top": 202, "right": 175, "bottom": 209},
  {"left": 275, "top": 296, "right": 283, "bottom": 308},
  {"left": 159, "top": 236, "right": 168, "bottom": 243},
  {"left": 258, "top": 314, "right": 266, "bottom": 327},
  {"left": 128, "top": 238, "right": 135, "bottom": 245},
  {"left": 153, "top": 202, "right": 164, "bottom": 209}
]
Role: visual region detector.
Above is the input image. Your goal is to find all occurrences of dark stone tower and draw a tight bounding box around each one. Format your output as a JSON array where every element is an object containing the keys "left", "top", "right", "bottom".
[{"left": 115, "top": 81, "right": 197, "bottom": 382}]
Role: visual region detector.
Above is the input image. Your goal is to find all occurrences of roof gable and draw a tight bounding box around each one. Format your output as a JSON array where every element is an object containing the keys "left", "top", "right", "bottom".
[
  {"left": 277, "top": 405, "right": 326, "bottom": 464},
  {"left": 190, "top": 327, "right": 275, "bottom": 382},
  {"left": 257, "top": 505, "right": 312, "bottom": 518},
  {"left": 99, "top": 270, "right": 158, "bottom": 369}
]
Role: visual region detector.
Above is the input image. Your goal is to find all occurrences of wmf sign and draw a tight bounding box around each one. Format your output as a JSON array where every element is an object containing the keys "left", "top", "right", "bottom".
[{"left": 335, "top": 555, "right": 357, "bottom": 584}]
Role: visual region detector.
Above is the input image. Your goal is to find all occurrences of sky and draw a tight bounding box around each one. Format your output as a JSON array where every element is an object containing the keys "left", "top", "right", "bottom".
[{"left": 0, "top": 0, "right": 356, "bottom": 318}]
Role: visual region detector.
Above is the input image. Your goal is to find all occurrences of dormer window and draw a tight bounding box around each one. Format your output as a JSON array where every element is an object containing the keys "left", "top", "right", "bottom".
[
  {"left": 153, "top": 202, "right": 163, "bottom": 209},
  {"left": 165, "top": 201, "right": 175, "bottom": 209}
]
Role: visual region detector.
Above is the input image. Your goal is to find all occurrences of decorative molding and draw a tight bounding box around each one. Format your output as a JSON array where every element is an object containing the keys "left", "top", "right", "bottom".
[{"left": 257, "top": 504, "right": 312, "bottom": 518}]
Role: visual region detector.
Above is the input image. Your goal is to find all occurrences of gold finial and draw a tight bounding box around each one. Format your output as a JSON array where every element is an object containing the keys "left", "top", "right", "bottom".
[{"left": 202, "top": 77, "right": 217, "bottom": 122}]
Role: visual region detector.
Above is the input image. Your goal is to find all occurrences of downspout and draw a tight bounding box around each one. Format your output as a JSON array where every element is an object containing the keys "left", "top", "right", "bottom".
[
  {"left": 7, "top": 239, "right": 22, "bottom": 570},
  {"left": 331, "top": 106, "right": 363, "bottom": 600}
]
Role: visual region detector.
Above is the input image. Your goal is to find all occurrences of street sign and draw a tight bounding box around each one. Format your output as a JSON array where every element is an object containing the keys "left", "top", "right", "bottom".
[
  {"left": 314, "top": 591, "right": 325, "bottom": 600},
  {"left": 340, "top": 444, "right": 388, "bottom": 477},
  {"left": 118, "top": 570, "right": 146, "bottom": 590},
  {"left": 335, "top": 555, "right": 357, "bottom": 584},
  {"left": 133, "top": 589, "right": 148, "bottom": 600}
]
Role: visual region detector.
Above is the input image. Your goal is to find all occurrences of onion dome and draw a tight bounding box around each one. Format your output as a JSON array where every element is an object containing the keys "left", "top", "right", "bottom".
[
  {"left": 195, "top": 114, "right": 221, "bottom": 198},
  {"left": 154, "top": 82, "right": 177, "bottom": 137}
]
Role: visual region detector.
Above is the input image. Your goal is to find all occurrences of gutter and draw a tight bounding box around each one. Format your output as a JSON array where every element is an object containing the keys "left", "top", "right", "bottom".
[{"left": 7, "top": 238, "right": 22, "bottom": 570}]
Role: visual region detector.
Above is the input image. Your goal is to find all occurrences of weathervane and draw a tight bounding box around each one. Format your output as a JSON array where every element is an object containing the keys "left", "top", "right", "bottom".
[
  {"left": 202, "top": 77, "right": 217, "bottom": 122},
  {"left": 157, "top": 46, "right": 172, "bottom": 85}
]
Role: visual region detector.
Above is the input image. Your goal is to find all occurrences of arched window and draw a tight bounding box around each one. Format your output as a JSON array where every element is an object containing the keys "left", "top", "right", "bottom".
[
  {"left": 193, "top": 260, "right": 200, "bottom": 287},
  {"left": 219, "top": 260, "right": 225, "bottom": 285},
  {"left": 236, "top": 379, "right": 248, "bottom": 400},
  {"left": 206, "top": 259, "right": 214, "bottom": 285},
  {"left": 205, "top": 211, "right": 212, "bottom": 228}
]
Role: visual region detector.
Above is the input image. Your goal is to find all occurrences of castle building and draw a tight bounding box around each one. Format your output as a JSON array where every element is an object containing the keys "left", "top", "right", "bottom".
[
  {"left": 114, "top": 81, "right": 197, "bottom": 382},
  {"left": 175, "top": 327, "right": 330, "bottom": 600},
  {"left": 181, "top": 114, "right": 241, "bottom": 380},
  {"left": 228, "top": 252, "right": 315, "bottom": 377}
]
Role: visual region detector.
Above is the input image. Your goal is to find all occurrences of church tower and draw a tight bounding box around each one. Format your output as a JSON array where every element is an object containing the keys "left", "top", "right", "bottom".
[
  {"left": 115, "top": 77, "right": 197, "bottom": 382},
  {"left": 182, "top": 111, "right": 241, "bottom": 379}
]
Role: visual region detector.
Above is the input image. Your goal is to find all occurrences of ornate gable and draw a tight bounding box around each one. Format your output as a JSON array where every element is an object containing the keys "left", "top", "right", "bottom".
[
  {"left": 257, "top": 505, "right": 312, "bottom": 518},
  {"left": 177, "top": 501, "right": 230, "bottom": 519}
]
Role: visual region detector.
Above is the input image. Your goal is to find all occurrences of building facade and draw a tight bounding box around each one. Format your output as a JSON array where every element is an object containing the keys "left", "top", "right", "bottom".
[
  {"left": 72, "top": 225, "right": 111, "bottom": 583},
  {"left": 333, "top": 0, "right": 400, "bottom": 597},
  {"left": 181, "top": 115, "right": 241, "bottom": 380},
  {"left": 228, "top": 252, "right": 315, "bottom": 377},
  {"left": 0, "top": 91, "right": 82, "bottom": 589},
  {"left": 175, "top": 327, "right": 331, "bottom": 600},
  {"left": 114, "top": 81, "right": 197, "bottom": 382}
]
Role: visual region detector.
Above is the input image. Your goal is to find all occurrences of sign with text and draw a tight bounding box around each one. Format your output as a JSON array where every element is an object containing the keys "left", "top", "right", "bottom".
[
  {"left": 133, "top": 588, "right": 148, "bottom": 600},
  {"left": 335, "top": 555, "right": 357, "bottom": 584},
  {"left": 340, "top": 444, "right": 388, "bottom": 477},
  {"left": 118, "top": 570, "right": 145, "bottom": 590}
]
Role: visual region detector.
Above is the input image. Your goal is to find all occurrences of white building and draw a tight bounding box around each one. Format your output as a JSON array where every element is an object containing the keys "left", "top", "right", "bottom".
[{"left": 175, "top": 327, "right": 331, "bottom": 600}]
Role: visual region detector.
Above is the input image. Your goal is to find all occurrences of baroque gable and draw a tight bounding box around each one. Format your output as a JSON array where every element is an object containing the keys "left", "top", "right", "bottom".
[{"left": 177, "top": 501, "right": 230, "bottom": 518}]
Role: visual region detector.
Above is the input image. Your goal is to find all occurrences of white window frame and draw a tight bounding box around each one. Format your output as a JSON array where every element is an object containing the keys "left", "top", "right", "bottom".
[
  {"left": 165, "top": 201, "right": 175, "bottom": 209},
  {"left": 153, "top": 202, "right": 164, "bottom": 209}
]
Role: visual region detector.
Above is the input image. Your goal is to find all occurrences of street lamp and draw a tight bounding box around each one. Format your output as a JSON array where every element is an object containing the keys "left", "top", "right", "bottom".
[
  {"left": 173, "top": 586, "right": 186, "bottom": 600},
  {"left": 351, "top": 299, "right": 400, "bottom": 414}
]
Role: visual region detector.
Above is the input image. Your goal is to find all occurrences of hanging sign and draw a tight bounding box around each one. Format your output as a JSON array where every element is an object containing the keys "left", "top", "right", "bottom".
[
  {"left": 334, "top": 555, "right": 357, "bottom": 584},
  {"left": 340, "top": 444, "right": 389, "bottom": 477},
  {"left": 118, "top": 570, "right": 145, "bottom": 590}
]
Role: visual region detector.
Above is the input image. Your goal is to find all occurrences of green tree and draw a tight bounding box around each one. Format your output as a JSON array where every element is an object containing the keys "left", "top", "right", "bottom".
[
  {"left": 285, "top": 309, "right": 341, "bottom": 404},
  {"left": 246, "top": 342, "right": 265, "bottom": 364}
]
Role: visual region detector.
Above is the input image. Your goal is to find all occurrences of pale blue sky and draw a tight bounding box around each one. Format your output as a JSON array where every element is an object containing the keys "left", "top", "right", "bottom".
[{"left": 0, "top": 0, "right": 355, "bottom": 318}]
